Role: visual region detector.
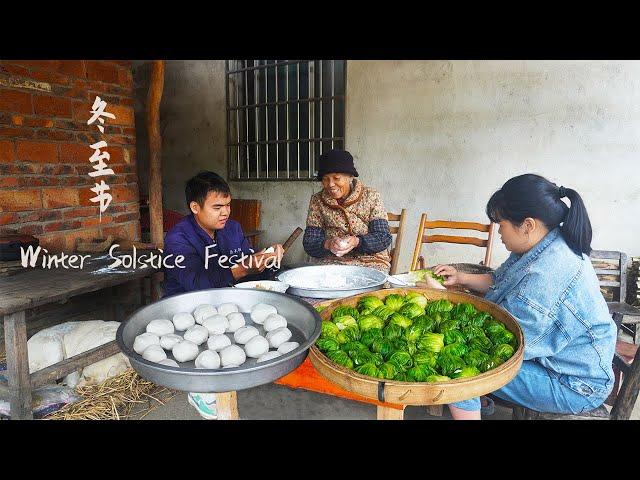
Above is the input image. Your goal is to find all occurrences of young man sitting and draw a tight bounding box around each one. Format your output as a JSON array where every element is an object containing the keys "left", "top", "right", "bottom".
[{"left": 163, "top": 171, "right": 283, "bottom": 419}]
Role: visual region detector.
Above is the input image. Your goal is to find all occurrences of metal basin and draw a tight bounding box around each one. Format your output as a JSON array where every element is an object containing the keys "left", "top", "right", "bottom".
[
  {"left": 116, "top": 288, "right": 322, "bottom": 393},
  {"left": 276, "top": 265, "right": 388, "bottom": 299}
]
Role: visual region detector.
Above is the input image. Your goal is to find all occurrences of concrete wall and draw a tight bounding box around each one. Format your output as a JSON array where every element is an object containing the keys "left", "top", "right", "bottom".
[{"left": 137, "top": 60, "right": 640, "bottom": 271}]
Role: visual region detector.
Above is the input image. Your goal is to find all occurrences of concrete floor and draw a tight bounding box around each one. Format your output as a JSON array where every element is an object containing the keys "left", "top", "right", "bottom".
[{"left": 136, "top": 383, "right": 514, "bottom": 420}]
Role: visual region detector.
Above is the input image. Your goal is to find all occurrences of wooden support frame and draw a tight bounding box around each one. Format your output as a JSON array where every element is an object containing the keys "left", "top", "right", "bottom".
[{"left": 387, "top": 209, "right": 408, "bottom": 275}]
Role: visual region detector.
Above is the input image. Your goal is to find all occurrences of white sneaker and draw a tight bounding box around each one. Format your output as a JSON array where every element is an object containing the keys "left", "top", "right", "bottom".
[{"left": 187, "top": 392, "right": 218, "bottom": 420}]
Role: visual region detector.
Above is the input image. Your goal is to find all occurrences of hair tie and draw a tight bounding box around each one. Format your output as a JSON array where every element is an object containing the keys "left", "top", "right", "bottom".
[{"left": 558, "top": 186, "right": 567, "bottom": 198}]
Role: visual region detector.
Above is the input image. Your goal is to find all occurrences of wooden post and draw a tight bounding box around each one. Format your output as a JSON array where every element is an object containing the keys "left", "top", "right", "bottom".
[
  {"left": 147, "top": 60, "right": 165, "bottom": 301},
  {"left": 376, "top": 405, "right": 405, "bottom": 420},
  {"left": 611, "top": 346, "right": 640, "bottom": 420},
  {"left": 215, "top": 391, "right": 240, "bottom": 420},
  {"left": 4, "top": 311, "right": 33, "bottom": 420}
]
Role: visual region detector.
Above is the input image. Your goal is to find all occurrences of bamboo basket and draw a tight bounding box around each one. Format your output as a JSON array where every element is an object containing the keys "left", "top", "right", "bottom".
[{"left": 309, "top": 287, "right": 524, "bottom": 405}]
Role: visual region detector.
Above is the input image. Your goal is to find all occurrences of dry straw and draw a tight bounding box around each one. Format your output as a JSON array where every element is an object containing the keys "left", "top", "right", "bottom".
[{"left": 45, "top": 368, "right": 177, "bottom": 420}]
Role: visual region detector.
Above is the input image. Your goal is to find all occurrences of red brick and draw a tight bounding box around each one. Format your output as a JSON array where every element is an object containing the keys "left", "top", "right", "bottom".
[
  {"left": 41, "top": 164, "right": 73, "bottom": 175},
  {"left": 117, "top": 68, "right": 133, "bottom": 89},
  {"left": 13, "top": 60, "right": 59, "bottom": 72},
  {"left": 24, "top": 117, "right": 55, "bottom": 128},
  {"left": 0, "top": 177, "right": 18, "bottom": 188},
  {"left": 0, "top": 63, "right": 30, "bottom": 77},
  {"left": 0, "top": 212, "right": 18, "bottom": 225},
  {"left": 43, "top": 220, "right": 82, "bottom": 232},
  {"left": 0, "top": 127, "right": 35, "bottom": 139},
  {"left": 58, "top": 61, "right": 86, "bottom": 78},
  {"left": 16, "top": 141, "right": 58, "bottom": 163},
  {"left": 43, "top": 188, "right": 80, "bottom": 208},
  {"left": 17, "top": 176, "right": 60, "bottom": 187},
  {"left": 55, "top": 81, "right": 90, "bottom": 100},
  {"left": 104, "top": 104, "right": 134, "bottom": 126},
  {"left": 17, "top": 211, "right": 41, "bottom": 223},
  {"left": 59, "top": 176, "right": 94, "bottom": 187},
  {"left": 34, "top": 129, "right": 76, "bottom": 141},
  {"left": 33, "top": 95, "right": 72, "bottom": 118},
  {"left": 39, "top": 210, "right": 63, "bottom": 221},
  {"left": 0, "top": 140, "right": 15, "bottom": 163},
  {"left": 20, "top": 224, "right": 44, "bottom": 236},
  {"left": 72, "top": 99, "right": 89, "bottom": 122},
  {"left": 122, "top": 127, "right": 136, "bottom": 137},
  {"left": 0, "top": 190, "right": 42, "bottom": 212},
  {"left": 111, "top": 184, "right": 139, "bottom": 203},
  {"left": 63, "top": 206, "right": 97, "bottom": 219},
  {"left": 0, "top": 89, "right": 32, "bottom": 114},
  {"left": 11, "top": 115, "right": 23, "bottom": 125},
  {"left": 82, "top": 216, "right": 113, "bottom": 227},
  {"left": 86, "top": 61, "right": 120, "bottom": 84},
  {"left": 59, "top": 143, "right": 92, "bottom": 164},
  {"left": 103, "top": 135, "right": 135, "bottom": 145},
  {"left": 62, "top": 227, "right": 102, "bottom": 251},
  {"left": 75, "top": 131, "right": 100, "bottom": 144},
  {"left": 37, "top": 234, "right": 65, "bottom": 253},
  {"left": 28, "top": 69, "right": 70, "bottom": 85}
]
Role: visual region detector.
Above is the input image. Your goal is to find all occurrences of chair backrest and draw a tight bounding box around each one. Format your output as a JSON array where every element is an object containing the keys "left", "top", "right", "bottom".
[
  {"left": 387, "top": 209, "right": 408, "bottom": 275},
  {"left": 589, "top": 250, "right": 628, "bottom": 303},
  {"left": 411, "top": 214, "right": 496, "bottom": 271}
]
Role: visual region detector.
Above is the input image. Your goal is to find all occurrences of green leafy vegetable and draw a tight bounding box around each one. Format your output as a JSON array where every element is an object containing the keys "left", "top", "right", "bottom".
[
  {"left": 384, "top": 294, "right": 406, "bottom": 311},
  {"left": 372, "top": 306, "right": 395, "bottom": 322},
  {"left": 331, "top": 306, "right": 360, "bottom": 320},
  {"left": 357, "top": 314, "right": 385, "bottom": 332},
  {"left": 463, "top": 349, "right": 490, "bottom": 368},
  {"left": 444, "top": 329, "right": 466, "bottom": 345},
  {"left": 404, "top": 291, "right": 429, "bottom": 309},
  {"left": 492, "top": 343, "right": 515, "bottom": 361},
  {"left": 333, "top": 315, "right": 358, "bottom": 330},
  {"left": 441, "top": 342, "right": 468, "bottom": 358},
  {"left": 336, "top": 325, "right": 361, "bottom": 344},
  {"left": 398, "top": 302, "right": 425, "bottom": 319},
  {"left": 389, "top": 313, "right": 413, "bottom": 328},
  {"left": 451, "top": 366, "right": 481, "bottom": 379},
  {"left": 413, "top": 351, "right": 438, "bottom": 369},
  {"left": 360, "top": 328, "right": 383, "bottom": 348},
  {"left": 426, "top": 374, "right": 451, "bottom": 383},
  {"left": 358, "top": 296, "right": 384, "bottom": 312},
  {"left": 321, "top": 321, "right": 340, "bottom": 339},
  {"left": 405, "top": 324, "right": 424, "bottom": 343},
  {"left": 437, "top": 353, "right": 466, "bottom": 377},
  {"left": 326, "top": 350, "right": 354, "bottom": 369},
  {"left": 383, "top": 324, "right": 404, "bottom": 341},
  {"left": 417, "top": 332, "right": 445, "bottom": 353},
  {"left": 406, "top": 364, "right": 436, "bottom": 382},
  {"left": 316, "top": 337, "right": 340, "bottom": 353}
]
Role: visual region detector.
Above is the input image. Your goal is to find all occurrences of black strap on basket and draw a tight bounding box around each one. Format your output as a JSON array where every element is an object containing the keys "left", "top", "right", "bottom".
[{"left": 377, "top": 381, "right": 385, "bottom": 402}]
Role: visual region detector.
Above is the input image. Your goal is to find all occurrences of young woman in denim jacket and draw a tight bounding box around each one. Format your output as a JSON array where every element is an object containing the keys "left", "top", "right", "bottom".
[{"left": 430, "top": 174, "right": 617, "bottom": 420}]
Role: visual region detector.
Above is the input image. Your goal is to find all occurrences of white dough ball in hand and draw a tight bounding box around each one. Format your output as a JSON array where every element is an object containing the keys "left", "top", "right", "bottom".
[
  {"left": 160, "top": 333, "right": 183, "bottom": 350},
  {"left": 172, "top": 312, "right": 196, "bottom": 331},
  {"left": 257, "top": 351, "right": 282, "bottom": 363},
  {"left": 244, "top": 335, "right": 269, "bottom": 358},
  {"left": 202, "top": 315, "right": 229, "bottom": 335},
  {"left": 220, "top": 345, "right": 246, "bottom": 367},
  {"left": 142, "top": 344, "right": 167, "bottom": 363},
  {"left": 277, "top": 341, "right": 300, "bottom": 354},
  {"left": 266, "top": 327, "right": 292, "bottom": 349},
  {"left": 218, "top": 303, "right": 239, "bottom": 316},
  {"left": 226, "top": 312, "right": 246, "bottom": 333},
  {"left": 207, "top": 334, "right": 232, "bottom": 352},
  {"left": 263, "top": 314, "right": 287, "bottom": 332},
  {"left": 195, "top": 350, "right": 221, "bottom": 369},
  {"left": 234, "top": 326, "right": 260, "bottom": 344},
  {"left": 133, "top": 332, "right": 160, "bottom": 354},
  {"left": 250, "top": 303, "right": 277, "bottom": 324},
  {"left": 172, "top": 340, "right": 199, "bottom": 362},
  {"left": 184, "top": 325, "right": 209, "bottom": 345},
  {"left": 146, "top": 319, "right": 174, "bottom": 336},
  {"left": 193, "top": 304, "right": 218, "bottom": 324},
  {"left": 158, "top": 358, "right": 179, "bottom": 367}
]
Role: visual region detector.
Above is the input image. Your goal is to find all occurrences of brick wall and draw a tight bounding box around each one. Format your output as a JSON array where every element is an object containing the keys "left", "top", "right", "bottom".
[{"left": 0, "top": 60, "right": 140, "bottom": 252}]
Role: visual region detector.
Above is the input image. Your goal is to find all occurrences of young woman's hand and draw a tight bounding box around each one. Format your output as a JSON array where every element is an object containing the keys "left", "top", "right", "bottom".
[{"left": 433, "top": 264, "right": 461, "bottom": 287}]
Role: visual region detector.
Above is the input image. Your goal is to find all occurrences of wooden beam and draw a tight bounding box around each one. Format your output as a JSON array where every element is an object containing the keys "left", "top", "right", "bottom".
[
  {"left": 4, "top": 311, "right": 32, "bottom": 419},
  {"left": 31, "top": 340, "right": 121, "bottom": 389},
  {"left": 147, "top": 60, "right": 165, "bottom": 250}
]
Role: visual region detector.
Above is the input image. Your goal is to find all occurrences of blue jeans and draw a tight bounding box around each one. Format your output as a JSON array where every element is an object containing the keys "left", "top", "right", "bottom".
[{"left": 452, "top": 360, "right": 609, "bottom": 414}]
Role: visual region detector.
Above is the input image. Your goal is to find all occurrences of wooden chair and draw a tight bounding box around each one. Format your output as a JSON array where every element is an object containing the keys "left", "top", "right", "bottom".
[
  {"left": 410, "top": 214, "right": 496, "bottom": 271},
  {"left": 491, "top": 340, "right": 640, "bottom": 420},
  {"left": 230, "top": 199, "right": 264, "bottom": 249},
  {"left": 387, "top": 209, "right": 408, "bottom": 275},
  {"left": 590, "top": 250, "right": 640, "bottom": 344}
]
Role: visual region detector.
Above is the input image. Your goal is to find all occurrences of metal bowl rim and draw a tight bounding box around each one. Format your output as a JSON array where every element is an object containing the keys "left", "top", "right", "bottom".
[
  {"left": 276, "top": 265, "right": 388, "bottom": 292},
  {"left": 116, "top": 288, "right": 322, "bottom": 376}
]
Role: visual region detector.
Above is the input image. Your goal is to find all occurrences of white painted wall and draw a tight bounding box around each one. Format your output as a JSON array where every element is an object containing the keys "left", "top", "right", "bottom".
[{"left": 152, "top": 60, "right": 640, "bottom": 272}]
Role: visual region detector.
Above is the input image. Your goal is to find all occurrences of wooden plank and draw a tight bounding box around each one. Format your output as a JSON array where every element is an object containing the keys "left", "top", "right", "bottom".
[
  {"left": 4, "top": 311, "right": 32, "bottom": 420},
  {"left": 411, "top": 214, "right": 428, "bottom": 271},
  {"left": 377, "top": 405, "right": 405, "bottom": 420},
  {"left": 0, "top": 261, "right": 159, "bottom": 317},
  {"left": 599, "top": 281, "right": 621, "bottom": 288},
  {"left": 423, "top": 220, "right": 491, "bottom": 232},
  {"left": 590, "top": 250, "right": 622, "bottom": 260},
  {"left": 30, "top": 340, "right": 121, "bottom": 389},
  {"left": 389, "top": 209, "right": 407, "bottom": 276},
  {"left": 387, "top": 213, "right": 402, "bottom": 222},
  {"left": 215, "top": 391, "right": 239, "bottom": 420},
  {"left": 594, "top": 269, "right": 620, "bottom": 276},
  {"left": 424, "top": 235, "right": 487, "bottom": 248}
]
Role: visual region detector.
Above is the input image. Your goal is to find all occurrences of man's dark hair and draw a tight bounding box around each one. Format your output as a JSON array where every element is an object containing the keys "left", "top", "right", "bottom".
[{"left": 185, "top": 171, "right": 231, "bottom": 208}]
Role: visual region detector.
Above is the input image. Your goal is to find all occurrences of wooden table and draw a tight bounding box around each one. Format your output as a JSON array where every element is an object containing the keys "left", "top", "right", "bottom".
[{"left": 0, "top": 252, "right": 160, "bottom": 420}]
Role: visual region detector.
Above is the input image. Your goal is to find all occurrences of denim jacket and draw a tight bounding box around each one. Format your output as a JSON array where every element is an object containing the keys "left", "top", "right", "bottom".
[{"left": 485, "top": 228, "right": 616, "bottom": 402}]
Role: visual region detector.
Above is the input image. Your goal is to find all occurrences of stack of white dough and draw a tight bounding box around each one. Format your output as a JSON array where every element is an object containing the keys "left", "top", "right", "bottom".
[{"left": 133, "top": 302, "right": 300, "bottom": 370}]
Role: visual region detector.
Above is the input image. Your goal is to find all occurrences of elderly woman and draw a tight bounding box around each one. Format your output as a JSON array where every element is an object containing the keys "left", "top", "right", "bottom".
[{"left": 303, "top": 149, "right": 393, "bottom": 273}]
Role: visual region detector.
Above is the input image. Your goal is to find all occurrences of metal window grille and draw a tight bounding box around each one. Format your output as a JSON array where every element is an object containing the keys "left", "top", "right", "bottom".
[{"left": 225, "top": 60, "right": 346, "bottom": 181}]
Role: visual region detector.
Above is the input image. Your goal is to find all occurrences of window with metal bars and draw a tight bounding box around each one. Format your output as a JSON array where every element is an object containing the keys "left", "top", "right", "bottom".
[{"left": 225, "top": 60, "right": 346, "bottom": 181}]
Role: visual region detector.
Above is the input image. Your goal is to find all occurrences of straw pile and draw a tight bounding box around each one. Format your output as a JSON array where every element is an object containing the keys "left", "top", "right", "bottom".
[{"left": 44, "top": 369, "right": 177, "bottom": 420}]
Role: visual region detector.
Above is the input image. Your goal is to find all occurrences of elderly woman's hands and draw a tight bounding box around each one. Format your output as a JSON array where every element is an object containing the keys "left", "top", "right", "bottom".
[{"left": 324, "top": 236, "right": 360, "bottom": 257}]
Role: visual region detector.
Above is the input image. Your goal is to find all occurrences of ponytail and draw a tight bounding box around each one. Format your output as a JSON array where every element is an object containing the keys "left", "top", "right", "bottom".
[
  {"left": 560, "top": 187, "right": 592, "bottom": 256},
  {"left": 486, "top": 174, "right": 593, "bottom": 256}
]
